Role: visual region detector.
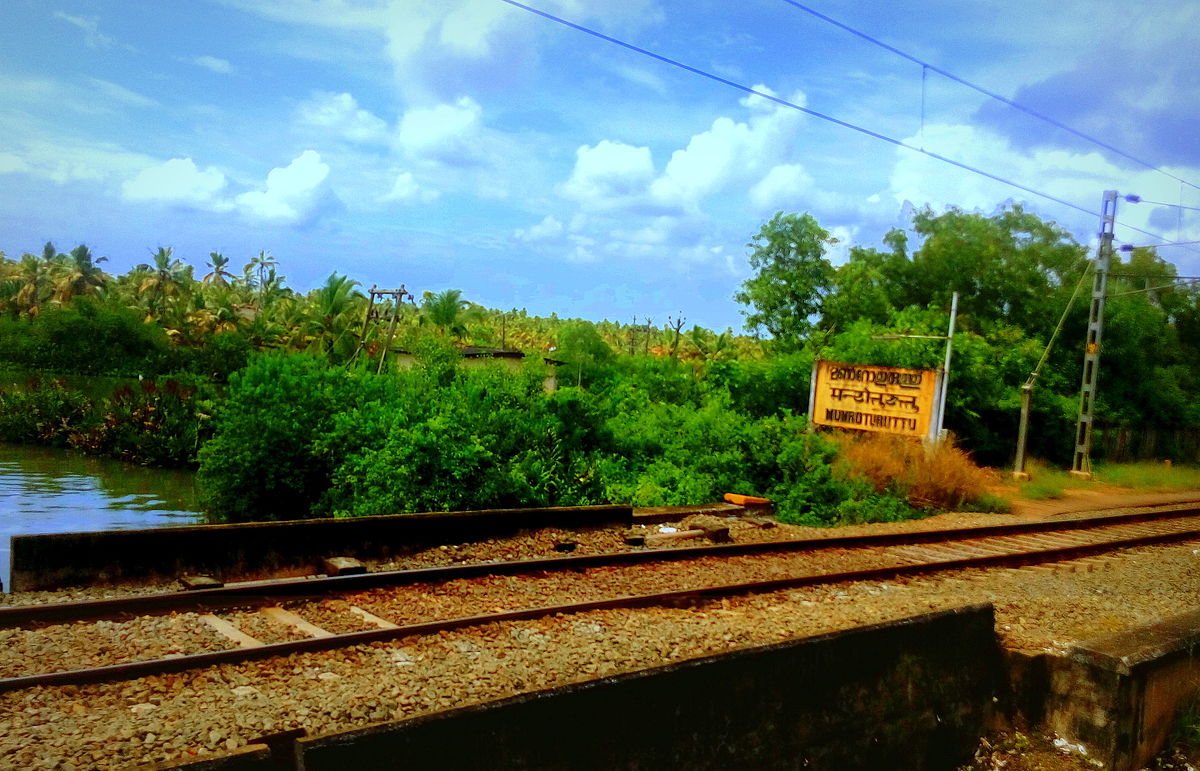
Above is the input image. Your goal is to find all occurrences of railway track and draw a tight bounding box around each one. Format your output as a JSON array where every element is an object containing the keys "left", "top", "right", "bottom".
[{"left": 3, "top": 504, "right": 1200, "bottom": 694}]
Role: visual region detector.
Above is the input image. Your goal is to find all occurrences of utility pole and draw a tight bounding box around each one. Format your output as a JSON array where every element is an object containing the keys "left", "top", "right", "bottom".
[
  {"left": 1070, "top": 190, "right": 1118, "bottom": 479},
  {"left": 934, "top": 291, "right": 958, "bottom": 442}
]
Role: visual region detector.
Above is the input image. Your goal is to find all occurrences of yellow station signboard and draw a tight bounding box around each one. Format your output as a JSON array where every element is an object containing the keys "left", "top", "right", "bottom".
[{"left": 810, "top": 360, "right": 940, "bottom": 439}]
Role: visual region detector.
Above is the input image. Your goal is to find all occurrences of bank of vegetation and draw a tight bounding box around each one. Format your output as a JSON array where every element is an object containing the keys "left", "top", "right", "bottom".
[{"left": 2, "top": 204, "right": 1197, "bottom": 523}]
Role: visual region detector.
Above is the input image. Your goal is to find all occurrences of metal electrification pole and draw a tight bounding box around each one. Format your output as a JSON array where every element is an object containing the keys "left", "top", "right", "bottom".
[
  {"left": 1070, "top": 190, "right": 1118, "bottom": 479},
  {"left": 934, "top": 291, "right": 958, "bottom": 442}
]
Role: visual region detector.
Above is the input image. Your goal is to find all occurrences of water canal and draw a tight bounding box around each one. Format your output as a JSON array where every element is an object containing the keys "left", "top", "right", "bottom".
[{"left": 0, "top": 444, "right": 205, "bottom": 591}]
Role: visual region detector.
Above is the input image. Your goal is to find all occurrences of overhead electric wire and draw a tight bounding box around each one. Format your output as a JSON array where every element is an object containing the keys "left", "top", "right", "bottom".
[
  {"left": 1126, "top": 198, "right": 1200, "bottom": 213},
  {"left": 498, "top": 0, "right": 1197, "bottom": 255},
  {"left": 777, "top": 0, "right": 1200, "bottom": 194}
]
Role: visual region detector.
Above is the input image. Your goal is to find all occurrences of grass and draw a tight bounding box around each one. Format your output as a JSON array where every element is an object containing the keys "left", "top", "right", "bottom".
[
  {"left": 1094, "top": 461, "right": 1200, "bottom": 491},
  {"left": 1011, "top": 458, "right": 1200, "bottom": 502},
  {"left": 834, "top": 433, "right": 1006, "bottom": 513}
]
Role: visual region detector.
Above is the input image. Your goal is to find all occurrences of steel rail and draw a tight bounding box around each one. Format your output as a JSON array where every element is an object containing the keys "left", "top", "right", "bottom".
[
  {"left": 2, "top": 503, "right": 1198, "bottom": 628},
  {"left": 2, "top": 514, "right": 1199, "bottom": 694}
]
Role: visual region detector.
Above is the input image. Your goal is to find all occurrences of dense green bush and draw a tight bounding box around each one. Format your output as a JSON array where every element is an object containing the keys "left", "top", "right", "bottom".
[
  {"left": 197, "top": 354, "right": 393, "bottom": 521},
  {"left": 196, "top": 351, "right": 947, "bottom": 525},
  {"left": 0, "top": 375, "right": 210, "bottom": 466},
  {"left": 0, "top": 299, "right": 172, "bottom": 376},
  {"left": 0, "top": 377, "right": 95, "bottom": 446}
]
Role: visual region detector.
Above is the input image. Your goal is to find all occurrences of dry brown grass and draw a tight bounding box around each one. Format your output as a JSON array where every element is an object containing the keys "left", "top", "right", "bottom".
[{"left": 833, "top": 432, "right": 1001, "bottom": 511}]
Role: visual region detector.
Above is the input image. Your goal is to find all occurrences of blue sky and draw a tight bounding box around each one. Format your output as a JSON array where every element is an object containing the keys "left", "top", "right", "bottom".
[{"left": 2, "top": 0, "right": 1198, "bottom": 332}]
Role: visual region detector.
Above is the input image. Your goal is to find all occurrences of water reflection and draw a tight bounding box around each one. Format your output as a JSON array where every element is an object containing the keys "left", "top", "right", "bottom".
[{"left": 0, "top": 444, "right": 205, "bottom": 590}]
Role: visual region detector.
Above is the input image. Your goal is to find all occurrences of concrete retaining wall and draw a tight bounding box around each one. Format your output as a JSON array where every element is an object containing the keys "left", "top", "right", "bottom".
[
  {"left": 9, "top": 504, "right": 631, "bottom": 591},
  {"left": 164, "top": 603, "right": 999, "bottom": 771},
  {"left": 1039, "top": 607, "right": 1200, "bottom": 770}
]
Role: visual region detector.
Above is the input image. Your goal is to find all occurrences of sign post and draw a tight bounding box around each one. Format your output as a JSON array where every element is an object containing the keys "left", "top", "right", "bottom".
[{"left": 809, "top": 360, "right": 941, "bottom": 440}]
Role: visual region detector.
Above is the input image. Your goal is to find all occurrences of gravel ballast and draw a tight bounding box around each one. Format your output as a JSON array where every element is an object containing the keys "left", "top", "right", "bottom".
[{"left": 0, "top": 537, "right": 1198, "bottom": 768}]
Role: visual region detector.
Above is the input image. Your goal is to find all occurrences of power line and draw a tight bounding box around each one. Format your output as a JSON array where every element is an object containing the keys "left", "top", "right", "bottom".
[
  {"left": 1117, "top": 239, "right": 1200, "bottom": 250},
  {"left": 777, "top": 0, "right": 1200, "bottom": 194},
  {"left": 498, "top": 0, "right": 1195, "bottom": 254},
  {"left": 1123, "top": 195, "right": 1200, "bottom": 212}
]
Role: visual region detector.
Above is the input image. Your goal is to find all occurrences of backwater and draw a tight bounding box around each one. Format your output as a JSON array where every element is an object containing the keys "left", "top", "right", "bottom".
[{"left": 0, "top": 443, "right": 205, "bottom": 591}]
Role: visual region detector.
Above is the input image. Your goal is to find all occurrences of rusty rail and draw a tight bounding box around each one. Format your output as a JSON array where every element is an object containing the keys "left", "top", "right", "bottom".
[
  {"left": 2, "top": 504, "right": 1198, "bottom": 629},
  {"left": 2, "top": 507, "right": 1200, "bottom": 693}
]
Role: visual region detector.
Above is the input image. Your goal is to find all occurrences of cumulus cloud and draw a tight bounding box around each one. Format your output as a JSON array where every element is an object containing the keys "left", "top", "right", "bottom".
[
  {"left": 0, "top": 154, "right": 31, "bottom": 175},
  {"left": 221, "top": 0, "right": 663, "bottom": 102},
  {"left": 649, "top": 86, "right": 806, "bottom": 211},
  {"left": 396, "top": 96, "right": 484, "bottom": 165},
  {"left": 749, "top": 164, "right": 814, "bottom": 210},
  {"left": 235, "top": 150, "right": 334, "bottom": 224},
  {"left": 297, "top": 91, "right": 388, "bottom": 144},
  {"left": 514, "top": 215, "right": 564, "bottom": 242},
  {"left": 381, "top": 170, "right": 439, "bottom": 204},
  {"left": 887, "top": 122, "right": 1200, "bottom": 248},
  {"left": 0, "top": 137, "right": 153, "bottom": 185},
  {"left": 122, "top": 158, "right": 230, "bottom": 209},
  {"left": 192, "top": 55, "right": 234, "bottom": 74},
  {"left": 539, "top": 83, "right": 818, "bottom": 269},
  {"left": 561, "top": 140, "right": 656, "bottom": 207}
]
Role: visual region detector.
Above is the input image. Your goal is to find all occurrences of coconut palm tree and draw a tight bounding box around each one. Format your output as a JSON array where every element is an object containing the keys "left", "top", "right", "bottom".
[
  {"left": 244, "top": 251, "right": 278, "bottom": 294},
  {"left": 15, "top": 252, "right": 53, "bottom": 315},
  {"left": 52, "top": 244, "right": 109, "bottom": 304},
  {"left": 306, "top": 272, "right": 363, "bottom": 357},
  {"left": 135, "top": 246, "right": 191, "bottom": 322},
  {"left": 202, "top": 252, "right": 234, "bottom": 286},
  {"left": 422, "top": 289, "right": 474, "bottom": 340}
]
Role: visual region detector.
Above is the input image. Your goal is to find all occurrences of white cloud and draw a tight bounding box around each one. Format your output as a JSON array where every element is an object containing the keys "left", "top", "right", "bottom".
[
  {"left": 382, "top": 170, "right": 439, "bottom": 204},
  {"left": 53, "top": 11, "right": 115, "bottom": 49},
  {"left": 438, "top": 0, "right": 513, "bottom": 57},
  {"left": 887, "top": 122, "right": 1200, "bottom": 248},
  {"left": 192, "top": 55, "right": 235, "bottom": 74},
  {"left": 235, "top": 150, "right": 333, "bottom": 224},
  {"left": 122, "top": 158, "right": 230, "bottom": 210},
  {"left": 85, "top": 78, "right": 158, "bottom": 108},
  {"left": 396, "top": 96, "right": 484, "bottom": 164},
  {"left": 0, "top": 137, "right": 153, "bottom": 185},
  {"left": 0, "top": 154, "right": 32, "bottom": 175},
  {"left": 515, "top": 215, "right": 564, "bottom": 242},
  {"left": 219, "top": 0, "right": 664, "bottom": 102},
  {"left": 297, "top": 91, "right": 388, "bottom": 144},
  {"left": 750, "top": 164, "right": 814, "bottom": 210},
  {"left": 649, "top": 85, "right": 806, "bottom": 210},
  {"left": 561, "top": 140, "right": 655, "bottom": 207}
]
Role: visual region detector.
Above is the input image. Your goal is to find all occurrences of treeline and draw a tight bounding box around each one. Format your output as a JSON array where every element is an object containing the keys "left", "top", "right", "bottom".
[
  {"left": 195, "top": 346, "right": 997, "bottom": 525},
  {"left": 1, "top": 202, "right": 1197, "bottom": 521},
  {"left": 737, "top": 206, "right": 1200, "bottom": 463}
]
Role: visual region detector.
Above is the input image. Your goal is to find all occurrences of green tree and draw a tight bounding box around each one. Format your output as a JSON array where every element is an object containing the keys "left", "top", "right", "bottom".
[
  {"left": 202, "top": 252, "right": 234, "bottom": 286},
  {"left": 735, "top": 212, "right": 836, "bottom": 349},
  {"left": 422, "top": 289, "right": 472, "bottom": 339},
  {"left": 556, "top": 320, "right": 614, "bottom": 386}
]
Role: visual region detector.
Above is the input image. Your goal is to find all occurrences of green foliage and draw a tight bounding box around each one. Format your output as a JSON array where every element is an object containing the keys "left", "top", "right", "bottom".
[
  {"left": 735, "top": 211, "right": 836, "bottom": 349},
  {"left": 197, "top": 354, "right": 390, "bottom": 521},
  {"left": 0, "top": 375, "right": 209, "bottom": 466},
  {"left": 0, "top": 298, "right": 172, "bottom": 375},
  {"left": 69, "top": 377, "right": 212, "bottom": 466},
  {"left": 556, "top": 320, "right": 615, "bottom": 386},
  {"left": 706, "top": 351, "right": 814, "bottom": 418},
  {"left": 0, "top": 377, "right": 94, "bottom": 446}
]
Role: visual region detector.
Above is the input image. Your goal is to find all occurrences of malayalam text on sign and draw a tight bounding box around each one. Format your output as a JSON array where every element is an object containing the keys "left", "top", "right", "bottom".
[{"left": 811, "top": 361, "right": 939, "bottom": 438}]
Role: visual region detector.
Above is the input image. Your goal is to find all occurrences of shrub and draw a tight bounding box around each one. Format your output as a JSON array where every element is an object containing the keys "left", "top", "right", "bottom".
[
  {"left": 834, "top": 432, "right": 999, "bottom": 512},
  {"left": 0, "top": 377, "right": 95, "bottom": 446},
  {"left": 70, "top": 376, "right": 212, "bottom": 466},
  {"left": 197, "top": 354, "right": 393, "bottom": 521}
]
